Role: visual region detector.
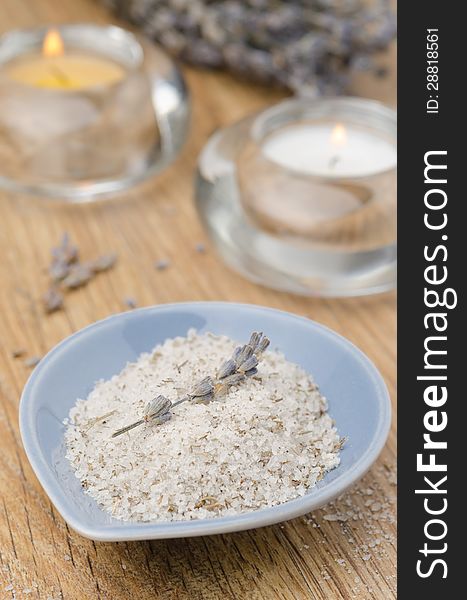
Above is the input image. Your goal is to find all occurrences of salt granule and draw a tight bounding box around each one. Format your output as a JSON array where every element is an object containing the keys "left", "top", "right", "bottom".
[{"left": 65, "top": 330, "right": 342, "bottom": 522}]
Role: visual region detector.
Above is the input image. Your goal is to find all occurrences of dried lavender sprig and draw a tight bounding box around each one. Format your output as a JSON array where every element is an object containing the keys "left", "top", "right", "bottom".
[
  {"left": 111, "top": 332, "right": 270, "bottom": 437},
  {"left": 111, "top": 418, "right": 146, "bottom": 438},
  {"left": 102, "top": 0, "right": 396, "bottom": 95}
]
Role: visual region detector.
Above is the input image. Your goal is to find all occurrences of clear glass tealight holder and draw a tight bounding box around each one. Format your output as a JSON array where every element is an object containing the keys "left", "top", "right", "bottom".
[
  {"left": 196, "top": 97, "right": 397, "bottom": 297},
  {"left": 0, "top": 24, "right": 189, "bottom": 201}
]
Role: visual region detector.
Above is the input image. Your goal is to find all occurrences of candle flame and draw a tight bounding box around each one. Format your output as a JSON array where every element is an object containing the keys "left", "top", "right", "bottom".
[
  {"left": 42, "top": 29, "right": 64, "bottom": 57},
  {"left": 330, "top": 123, "right": 347, "bottom": 146}
]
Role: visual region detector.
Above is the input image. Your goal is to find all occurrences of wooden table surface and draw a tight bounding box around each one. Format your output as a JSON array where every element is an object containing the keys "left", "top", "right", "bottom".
[{"left": 0, "top": 1, "right": 396, "bottom": 598}]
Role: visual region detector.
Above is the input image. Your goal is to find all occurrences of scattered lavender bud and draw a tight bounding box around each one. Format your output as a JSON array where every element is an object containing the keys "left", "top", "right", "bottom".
[
  {"left": 123, "top": 297, "right": 138, "bottom": 309},
  {"left": 45, "top": 234, "right": 118, "bottom": 314},
  {"left": 90, "top": 253, "right": 118, "bottom": 273},
  {"left": 52, "top": 232, "right": 78, "bottom": 266},
  {"left": 155, "top": 259, "right": 171, "bottom": 271},
  {"left": 62, "top": 264, "right": 93, "bottom": 290},
  {"left": 43, "top": 287, "right": 64, "bottom": 313},
  {"left": 24, "top": 356, "right": 41, "bottom": 368},
  {"left": 195, "top": 242, "right": 206, "bottom": 254},
  {"left": 49, "top": 261, "right": 70, "bottom": 282}
]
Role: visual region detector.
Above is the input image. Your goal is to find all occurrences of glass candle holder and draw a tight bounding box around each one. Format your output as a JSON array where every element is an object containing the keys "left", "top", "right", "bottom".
[
  {"left": 0, "top": 24, "right": 189, "bottom": 201},
  {"left": 196, "top": 97, "right": 397, "bottom": 297}
]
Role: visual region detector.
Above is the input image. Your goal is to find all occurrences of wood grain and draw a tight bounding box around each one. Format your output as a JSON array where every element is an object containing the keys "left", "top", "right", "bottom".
[{"left": 0, "top": 1, "right": 397, "bottom": 598}]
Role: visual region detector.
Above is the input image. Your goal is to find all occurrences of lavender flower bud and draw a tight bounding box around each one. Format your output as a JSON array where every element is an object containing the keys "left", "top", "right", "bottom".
[
  {"left": 244, "top": 367, "right": 258, "bottom": 377},
  {"left": 43, "top": 287, "right": 64, "bottom": 313},
  {"left": 220, "top": 373, "right": 246, "bottom": 387},
  {"left": 153, "top": 412, "right": 172, "bottom": 425},
  {"left": 191, "top": 376, "right": 214, "bottom": 398},
  {"left": 145, "top": 395, "right": 172, "bottom": 419},
  {"left": 258, "top": 337, "right": 270, "bottom": 353},
  {"left": 49, "top": 261, "right": 69, "bottom": 282},
  {"left": 232, "top": 346, "right": 243, "bottom": 362},
  {"left": 90, "top": 253, "right": 117, "bottom": 273},
  {"left": 248, "top": 331, "right": 263, "bottom": 351},
  {"left": 236, "top": 344, "right": 253, "bottom": 366},
  {"left": 62, "top": 264, "right": 93, "bottom": 290},
  {"left": 194, "top": 392, "right": 215, "bottom": 405},
  {"left": 238, "top": 355, "right": 258, "bottom": 373},
  {"left": 218, "top": 358, "right": 237, "bottom": 379}
]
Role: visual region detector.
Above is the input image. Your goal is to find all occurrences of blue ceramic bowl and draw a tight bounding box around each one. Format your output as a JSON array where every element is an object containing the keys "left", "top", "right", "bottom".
[{"left": 20, "top": 302, "right": 391, "bottom": 541}]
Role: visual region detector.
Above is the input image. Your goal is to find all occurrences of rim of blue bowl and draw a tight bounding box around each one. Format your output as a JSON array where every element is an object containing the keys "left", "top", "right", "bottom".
[{"left": 19, "top": 301, "right": 392, "bottom": 541}]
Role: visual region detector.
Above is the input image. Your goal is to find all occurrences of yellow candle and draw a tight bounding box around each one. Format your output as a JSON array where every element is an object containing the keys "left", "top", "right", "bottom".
[{"left": 6, "top": 29, "right": 125, "bottom": 90}]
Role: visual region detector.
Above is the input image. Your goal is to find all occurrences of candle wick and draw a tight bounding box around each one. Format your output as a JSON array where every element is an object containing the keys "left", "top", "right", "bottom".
[
  {"left": 50, "top": 65, "right": 71, "bottom": 87},
  {"left": 329, "top": 155, "right": 340, "bottom": 170}
]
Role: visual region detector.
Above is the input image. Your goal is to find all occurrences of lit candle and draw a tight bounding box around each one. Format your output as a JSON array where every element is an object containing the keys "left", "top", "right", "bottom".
[
  {"left": 197, "top": 96, "right": 398, "bottom": 296},
  {"left": 0, "top": 23, "right": 166, "bottom": 194},
  {"left": 262, "top": 122, "right": 397, "bottom": 178},
  {"left": 5, "top": 29, "right": 125, "bottom": 90},
  {"left": 238, "top": 102, "right": 397, "bottom": 241}
]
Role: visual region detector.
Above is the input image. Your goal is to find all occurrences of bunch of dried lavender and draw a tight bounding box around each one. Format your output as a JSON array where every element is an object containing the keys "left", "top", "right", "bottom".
[
  {"left": 102, "top": 0, "right": 395, "bottom": 95},
  {"left": 112, "top": 331, "right": 270, "bottom": 437},
  {"left": 43, "top": 233, "right": 117, "bottom": 313}
]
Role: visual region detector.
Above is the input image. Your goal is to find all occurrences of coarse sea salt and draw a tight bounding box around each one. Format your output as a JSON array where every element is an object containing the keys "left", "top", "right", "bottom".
[{"left": 65, "top": 330, "right": 342, "bottom": 522}]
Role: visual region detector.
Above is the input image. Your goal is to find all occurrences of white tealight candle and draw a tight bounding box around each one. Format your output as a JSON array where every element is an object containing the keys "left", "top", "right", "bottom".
[{"left": 262, "top": 122, "right": 397, "bottom": 178}]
